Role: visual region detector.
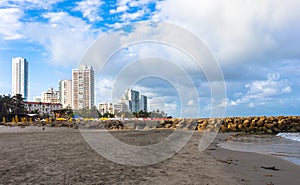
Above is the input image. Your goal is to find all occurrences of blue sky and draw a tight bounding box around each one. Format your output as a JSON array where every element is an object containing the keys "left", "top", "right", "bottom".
[{"left": 0, "top": 0, "right": 300, "bottom": 117}]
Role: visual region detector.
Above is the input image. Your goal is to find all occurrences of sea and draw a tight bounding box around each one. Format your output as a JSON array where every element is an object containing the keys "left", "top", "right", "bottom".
[{"left": 219, "top": 132, "right": 300, "bottom": 166}]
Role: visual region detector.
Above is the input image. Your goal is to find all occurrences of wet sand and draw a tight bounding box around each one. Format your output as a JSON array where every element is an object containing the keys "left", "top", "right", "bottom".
[{"left": 0, "top": 126, "right": 299, "bottom": 184}]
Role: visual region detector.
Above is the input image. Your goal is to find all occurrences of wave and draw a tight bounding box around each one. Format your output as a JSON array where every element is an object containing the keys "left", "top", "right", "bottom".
[{"left": 277, "top": 133, "right": 300, "bottom": 142}]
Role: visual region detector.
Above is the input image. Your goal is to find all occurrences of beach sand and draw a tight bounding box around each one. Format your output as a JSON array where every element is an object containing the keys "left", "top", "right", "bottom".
[{"left": 0, "top": 126, "right": 299, "bottom": 184}]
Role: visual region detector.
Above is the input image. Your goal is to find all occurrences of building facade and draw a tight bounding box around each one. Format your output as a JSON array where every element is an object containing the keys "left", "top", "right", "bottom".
[
  {"left": 42, "top": 87, "right": 60, "bottom": 103},
  {"left": 125, "top": 89, "right": 139, "bottom": 112},
  {"left": 139, "top": 94, "right": 148, "bottom": 112},
  {"left": 25, "top": 101, "right": 62, "bottom": 117},
  {"left": 59, "top": 80, "right": 72, "bottom": 108},
  {"left": 113, "top": 102, "right": 129, "bottom": 113},
  {"left": 98, "top": 102, "right": 114, "bottom": 115},
  {"left": 72, "top": 65, "right": 94, "bottom": 110},
  {"left": 12, "top": 57, "right": 28, "bottom": 100}
]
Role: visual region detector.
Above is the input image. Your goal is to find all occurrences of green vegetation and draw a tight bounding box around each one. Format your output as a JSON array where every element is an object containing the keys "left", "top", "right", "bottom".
[
  {"left": 73, "top": 106, "right": 99, "bottom": 118},
  {"left": 133, "top": 110, "right": 169, "bottom": 118},
  {"left": 99, "top": 112, "right": 115, "bottom": 118},
  {"left": 0, "top": 94, "right": 26, "bottom": 121}
]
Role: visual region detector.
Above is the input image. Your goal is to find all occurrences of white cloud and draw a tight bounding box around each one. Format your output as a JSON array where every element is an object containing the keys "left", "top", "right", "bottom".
[
  {"left": 95, "top": 78, "right": 114, "bottom": 103},
  {"left": 121, "top": 9, "right": 146, "bottom": 21},
  {"left": 0, "top": 8, "right": 23, "bottom": 40},
  {"left": 24, "top": 12, "right": 101, "bottom": 66},
  {"left": 230, "top": 74, "right": 292, "bottom": 107},
  {"left": 156, "top": 0, "right": 300, "bottom": 64},
  {"left": 109, "top": 0, "right": 157, "bottom": 22},
  {"left": 110, "top": 5, "right": 128, "bottom": 14},
  {"left": 1, "top": 0, "right": 63, "bottom": 9},
  {"left": 129, "top": 0, "right": 156, "bottom": 7},
  {"left": 187, "top": 100, "right": 195, "bottom": 106},
  {"left": 74, "top": 0, "right": 103, "bottom": 22},
  {"left": 282, "top": 86, "right": 291, "bottom": 93}
]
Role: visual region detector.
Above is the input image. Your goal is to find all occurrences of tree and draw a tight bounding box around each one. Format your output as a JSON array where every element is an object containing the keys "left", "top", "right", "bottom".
[
  {"left": 0, "top": 94, "right": 26, "bottom": 122},
  {"left": 12, "top": 94, "right": 25, "bottom": 114},
  {"left": 100, "top": 112, "right": 115, "bottom": 118},
  {"left": 73, "top": 106, "right": 99, "bottom": 118},
  {"left": 133, "top": 110, "right": 151, "bottom": 118},
  {"left": 0, "top": 95, "right": 12, "bottom": 116}
]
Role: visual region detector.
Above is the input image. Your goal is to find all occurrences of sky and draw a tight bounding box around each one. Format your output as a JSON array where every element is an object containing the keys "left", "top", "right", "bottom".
[{"left": 0, "top": 0, "right": 300, "bottom": 118}]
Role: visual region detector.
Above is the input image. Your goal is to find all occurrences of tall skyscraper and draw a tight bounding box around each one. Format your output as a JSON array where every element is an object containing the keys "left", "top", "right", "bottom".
[
  {"left": 59, "top": 80, "right": 72, "bottom": 108},
  {"left": 139, "top": 94, "right": 148, "bottom": 112},
  {"left": 12, "top": 57, "right": 28, "bottom": 100},
  {"left": 125, "top": 89, "right": 139, "bottom": 112},
  {"left": 72, "top": 65, "right": 94, "bottom": 109}
]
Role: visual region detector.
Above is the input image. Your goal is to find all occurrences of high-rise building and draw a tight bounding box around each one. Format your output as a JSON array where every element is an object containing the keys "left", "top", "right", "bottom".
[
  {"left": 125, "top": 89, "right": 139, "bottom": 112},
  {"left": 139, "top": 94, "right": 148, "bottom": 112},
  {"left": 12, "top": 57, "right": 28, "bottom": 100},
  {"left": 59, "top": 80, "right": 72, "bottom": 108},
  {"left": 42, "top": 87, "right": 60, "bottom": 103},
  {"left": 72, "top": 65, "right": 94, "bottom": 109}
]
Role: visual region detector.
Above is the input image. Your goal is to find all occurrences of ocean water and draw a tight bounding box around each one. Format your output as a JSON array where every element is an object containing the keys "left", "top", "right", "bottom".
[{"left": 218, "top": 133, "right": 300, "bottom": 166}]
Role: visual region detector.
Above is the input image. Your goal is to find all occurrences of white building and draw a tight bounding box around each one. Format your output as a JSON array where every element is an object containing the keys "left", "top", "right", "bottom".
[
  {"left": 72, "top": 65, "right": 94, "bottom": 109},
  {"left": 59, "top": 80, "right": 72, "bottom": 108},
  {"left": 42, "top": 87, "right": 60, "bottom": 103},
  {"left": 98, "top": 102, "right": 114, "bottom": 115},
  {"left": 12, "top": 57, "right": 28, "bottom": 100},
  {"left": 113, "top": 103, "right": 129, "bottom": 114},
  {"left": 139, "top": 94, "right": 148, "bottom": 112},
  {"left": 25, "top": 101, "right": 62, "bottom": 117}
]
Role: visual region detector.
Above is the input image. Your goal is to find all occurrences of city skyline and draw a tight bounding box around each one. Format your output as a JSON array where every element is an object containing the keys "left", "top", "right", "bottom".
[
  {"left": 1, "top": 1, "right": 300, "bottom": 117},
  {"left": 8, "top": 59, "right": 151, "bottom": 114}
]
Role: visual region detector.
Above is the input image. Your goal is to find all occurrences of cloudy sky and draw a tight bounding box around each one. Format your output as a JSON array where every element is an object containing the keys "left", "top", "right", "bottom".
[{"left": 0, "top": 0, "right": 299, "bottom": 117}]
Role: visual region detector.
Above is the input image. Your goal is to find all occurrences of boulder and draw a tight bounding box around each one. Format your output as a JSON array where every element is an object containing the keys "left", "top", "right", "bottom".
[
  {"left": 257, "top": 118, "right": 265, "bottom": 127},
  {"left": 266, "top": 129, "right": 273, "bottom": 134},
  {"left": 243, "top": 119, "right": 250, "bottom": 127}
]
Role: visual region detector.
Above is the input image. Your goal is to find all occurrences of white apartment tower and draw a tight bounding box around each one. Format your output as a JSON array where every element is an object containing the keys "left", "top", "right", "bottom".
[
  {"left": 12, "top": 57, "right": 28, "bottom": 100},
  {"left": 72, "top": 65, "right": 94, "bottom": 109},
  {"left": 59, "top": 80, "right": 72, "bottom": 108}
]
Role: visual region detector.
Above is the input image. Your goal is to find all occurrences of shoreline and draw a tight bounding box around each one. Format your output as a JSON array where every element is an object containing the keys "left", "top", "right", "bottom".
[{"left": 217, "top": 133, "right": 300, "bottom": 166}]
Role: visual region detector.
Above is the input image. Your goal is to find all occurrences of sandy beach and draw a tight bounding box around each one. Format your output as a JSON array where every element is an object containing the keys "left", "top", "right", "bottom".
[{"left": 0, "top": 126, "right": 299, "bottom": 185}]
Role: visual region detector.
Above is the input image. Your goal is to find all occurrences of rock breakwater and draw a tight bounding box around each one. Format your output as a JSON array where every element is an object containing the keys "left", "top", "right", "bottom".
[{"left": 1, "top": 116, "right": 299, "bottom": 134}]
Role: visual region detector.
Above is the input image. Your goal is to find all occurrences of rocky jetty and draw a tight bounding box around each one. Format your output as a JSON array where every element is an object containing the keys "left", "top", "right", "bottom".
[
  {"left": 217, "top": 116, "right": 300, "bottom": 134},
  {"left": 77, "top": 116, "right": 300, "bottom": 134},
  {"left": 1, "top": 116, "right": 299, "bottom": 134}
]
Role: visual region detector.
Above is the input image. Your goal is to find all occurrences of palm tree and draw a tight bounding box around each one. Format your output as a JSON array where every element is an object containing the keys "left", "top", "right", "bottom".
[{"left": 12, "top": 94, "right": 25, "bottom": 114}]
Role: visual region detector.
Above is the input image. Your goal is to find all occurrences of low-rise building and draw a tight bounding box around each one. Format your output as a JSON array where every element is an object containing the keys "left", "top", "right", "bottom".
[
  {"left": 98, "top": 102, "right": 114, "bottom": 115},
  {"left": 42, "top": 87, "right": 60, "bottom": 103},
  {"left": 113, "top": 102, "right": 129, "bottom": 114},
  {"left": 25, "top": 101, "right": 63, "bottom": 117}
]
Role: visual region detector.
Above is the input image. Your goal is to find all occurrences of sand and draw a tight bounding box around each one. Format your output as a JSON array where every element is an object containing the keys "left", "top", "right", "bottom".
[{"left": 0, "top": 126, "right": 299, "bottom": 185}]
